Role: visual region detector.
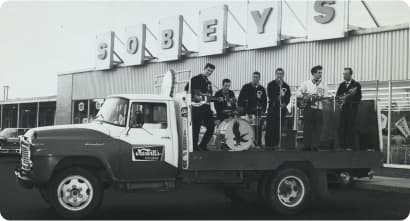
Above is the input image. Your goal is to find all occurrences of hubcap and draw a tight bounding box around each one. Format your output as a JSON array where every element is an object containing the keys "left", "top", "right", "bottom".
[
  {"left": 340, "top": 172, "right": 351, "bottom": 184},
  {"left": 57, "top": 175, "right": 93, "bottom": 211},
  {"left": 276, "top": 175, "right": 305, "bottom": 207}
]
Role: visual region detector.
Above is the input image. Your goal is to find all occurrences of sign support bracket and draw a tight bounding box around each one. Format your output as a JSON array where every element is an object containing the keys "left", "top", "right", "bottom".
[{"left": 361, "top": 0, "right": 380, "bottom": 28}]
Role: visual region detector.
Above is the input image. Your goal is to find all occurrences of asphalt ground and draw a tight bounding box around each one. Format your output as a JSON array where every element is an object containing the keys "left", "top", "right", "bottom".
[{"left": 0, "top": 155, "right": 409, "bottom": 220}]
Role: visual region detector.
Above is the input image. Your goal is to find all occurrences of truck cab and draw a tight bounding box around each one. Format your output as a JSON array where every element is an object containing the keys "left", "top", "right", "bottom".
[{"left": 14, "top": 70, "right": 383, "bottom": 219}]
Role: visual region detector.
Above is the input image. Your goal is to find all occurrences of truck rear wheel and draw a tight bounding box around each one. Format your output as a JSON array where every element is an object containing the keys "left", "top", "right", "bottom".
[
  {"left": 48, "top": 167, "right": 104, "bottom": 219},
  {"left": 265, "top": 168, "right": 311, "bottom": 215}
]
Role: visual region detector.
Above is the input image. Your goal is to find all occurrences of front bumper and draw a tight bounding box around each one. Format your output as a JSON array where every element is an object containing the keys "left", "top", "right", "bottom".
[
  {"left": 14, "top": 167, "right": 34, "bottom": 189},
  {"left": 0, "top": 146, "right": 20, "bottom": 155}
]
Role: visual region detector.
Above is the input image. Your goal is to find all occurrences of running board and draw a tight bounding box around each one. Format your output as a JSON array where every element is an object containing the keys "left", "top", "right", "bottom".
[{"left": 114, "top": 181, "right": 176, "bottom": 192}]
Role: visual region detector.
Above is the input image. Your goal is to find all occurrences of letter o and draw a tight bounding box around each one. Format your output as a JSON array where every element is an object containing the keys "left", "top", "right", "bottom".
[{"left": 126, "top": 36, "right": 139, "bottom": 55}]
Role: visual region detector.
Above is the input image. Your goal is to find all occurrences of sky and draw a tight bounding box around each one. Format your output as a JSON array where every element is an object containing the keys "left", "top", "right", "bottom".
[{"left": 0, "top": 0, "right": 409, "bottom": 99}]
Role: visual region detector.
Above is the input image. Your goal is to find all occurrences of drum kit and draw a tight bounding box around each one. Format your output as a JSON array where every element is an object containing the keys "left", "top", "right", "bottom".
[{"left": 215, "top": 108, "right": 266, "bottom": 151}]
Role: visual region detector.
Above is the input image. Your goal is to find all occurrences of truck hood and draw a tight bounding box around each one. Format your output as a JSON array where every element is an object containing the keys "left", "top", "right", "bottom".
[{"left": 28, "top": 121, "right": 113, "bottom": 140}]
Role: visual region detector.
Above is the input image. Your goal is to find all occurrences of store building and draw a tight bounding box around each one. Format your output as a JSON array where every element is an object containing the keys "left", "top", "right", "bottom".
[
  {"left": 55, "top": 22, "right": 410, "bottom": 169},
  {"left": 0, "top": 96, "right": 56, "bottom": 130}
]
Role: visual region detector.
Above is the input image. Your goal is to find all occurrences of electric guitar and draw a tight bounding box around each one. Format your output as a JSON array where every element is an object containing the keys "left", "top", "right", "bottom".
[
  {"left": 297, "top": 94, "right": 332, "bottom": 109},
  {"left": 336, "top": 87, "right": 358, "bottom": 107},
  {"left": 191, "top": 93, "right": 224, "bottom": 107}
]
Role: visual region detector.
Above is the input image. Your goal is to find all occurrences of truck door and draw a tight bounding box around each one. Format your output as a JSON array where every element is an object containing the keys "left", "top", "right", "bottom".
[{"left": 118, "top": 101, "right": 178, "bottom": 180}]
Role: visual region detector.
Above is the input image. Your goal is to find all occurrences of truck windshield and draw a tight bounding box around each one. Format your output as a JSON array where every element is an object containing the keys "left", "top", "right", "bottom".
[
  {"left": 0, "top": 128, "right": 17, "bottom": 138},
  {"left": 95, "top": 97, "right": 129, "bottom": 127}
]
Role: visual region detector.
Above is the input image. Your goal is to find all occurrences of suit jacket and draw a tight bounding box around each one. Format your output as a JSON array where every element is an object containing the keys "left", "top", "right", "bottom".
[
  {"left": 214, "top": 89, "right": 236, "bottom": 120},
  {"left": 184, "top": 74, "right": 212, "bottom": 100},
  {"left": 336, "top": 79, "right": 362, "bottom": 108},
  {"left": 267, "top": 80, "right": 291, "bottom": 113},
  {"left": 238, "top": 83, "right": 267, "bottom": 114}
]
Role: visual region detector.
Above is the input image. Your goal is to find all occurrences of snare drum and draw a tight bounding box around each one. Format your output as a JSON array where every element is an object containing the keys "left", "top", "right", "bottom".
[{"left": 216, "top": 118, "right": 254, "bottom": 151}]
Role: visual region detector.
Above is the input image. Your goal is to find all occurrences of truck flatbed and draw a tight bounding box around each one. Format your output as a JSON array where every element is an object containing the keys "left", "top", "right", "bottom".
[{"left": 188, "top": 150, "right": 383, "bottom": 170}]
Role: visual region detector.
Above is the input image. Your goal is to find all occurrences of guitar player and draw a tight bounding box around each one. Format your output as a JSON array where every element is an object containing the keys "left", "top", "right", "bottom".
[
  {"left": 184, "top": 63, "right": 216, "bottom": 151},
  {"left": 297, "top": 65, "right": 329, "bottom": 150},
  {"left": 336, "top": 67, "right": 362, "bottom": 150}
]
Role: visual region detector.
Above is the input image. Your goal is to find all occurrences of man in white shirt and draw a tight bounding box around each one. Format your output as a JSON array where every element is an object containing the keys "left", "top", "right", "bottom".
[{"left": 297, "top": 65, "right": 329, "bottom": 150}]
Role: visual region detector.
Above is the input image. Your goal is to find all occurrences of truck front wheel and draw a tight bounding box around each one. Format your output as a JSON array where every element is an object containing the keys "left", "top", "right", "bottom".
[
  {"left": 48, "top": 167, "right": 104, "bottom": 219},
  {"left": 266, "top": 168, "right": 311, "bottom": 215}
]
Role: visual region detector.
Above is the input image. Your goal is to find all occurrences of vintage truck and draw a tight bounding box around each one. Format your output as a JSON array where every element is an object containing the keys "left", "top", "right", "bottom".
[{"left": 15, "top": 70, "right": 382, "bottom": 219}]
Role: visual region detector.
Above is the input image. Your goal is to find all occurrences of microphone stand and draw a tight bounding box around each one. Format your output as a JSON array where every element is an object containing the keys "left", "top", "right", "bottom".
[{"left": 279, "top": 82, "right": 283, "bottom": 150}]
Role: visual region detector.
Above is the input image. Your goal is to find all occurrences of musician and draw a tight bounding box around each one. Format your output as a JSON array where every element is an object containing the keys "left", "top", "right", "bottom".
[
  {"left": 336, "top": 67, "right": 362, "bottom": 150},
  {"left": 297, "top": 65, "right": 329, "bottom": 150},
  {"left": 238, "top": 71, "right": 267, "bottom": 146},
  {"left": 184, "top": 63, "right": 216, "bottom": 151},
  {"left": 214, "top": 78, "right": 237, "bottom": 122},
  {"left": 266, "top": 68, "right": 291, "bottom": 148}
]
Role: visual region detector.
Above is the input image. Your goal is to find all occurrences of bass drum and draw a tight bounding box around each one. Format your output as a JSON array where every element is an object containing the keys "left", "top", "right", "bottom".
[{"left": 217, "top": 118, "right": 254, "bottom": 151}]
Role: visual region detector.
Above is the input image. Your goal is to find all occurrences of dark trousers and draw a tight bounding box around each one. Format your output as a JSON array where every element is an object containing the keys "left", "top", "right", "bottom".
[
  {"left": 338, "top": 107, "right": 358, "bottom": 149},
  {"left": 192, "top": 105, "right": 215, "bottom": 150},
  {"left": 303, "top": 108, "right": 323, "bottom": 149},
  {"left": 265, "top": 108, "right": 286, "bottom": 147}
]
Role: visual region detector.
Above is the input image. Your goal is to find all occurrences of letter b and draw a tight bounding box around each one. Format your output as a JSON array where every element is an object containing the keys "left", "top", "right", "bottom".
[{"left": 161, "top": 29, "right": 174, "bottom": 49}]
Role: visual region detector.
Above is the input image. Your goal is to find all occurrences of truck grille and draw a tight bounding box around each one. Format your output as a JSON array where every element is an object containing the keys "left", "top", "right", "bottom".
[{"left": 20, "top": 139, "right": 32, "bottom": 171}]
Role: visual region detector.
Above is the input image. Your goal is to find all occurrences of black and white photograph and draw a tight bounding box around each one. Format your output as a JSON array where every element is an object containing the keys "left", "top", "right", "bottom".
[{"left": 0, "top": 0, "right": 410, "bottom": 220}]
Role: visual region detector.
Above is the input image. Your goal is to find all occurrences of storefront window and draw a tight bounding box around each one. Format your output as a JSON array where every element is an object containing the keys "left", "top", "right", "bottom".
[
  {"left": 2, "top": 104, "right": 18, "bottom": 128},
  {"left": 73, "top": 100, "right": 88, "bottom": 124},
  {"left": 387, "top": 81, "right": 410, "bottom": 165},
  {"left": 19, "top": 103, "right": 37, "bottom": 128},
  {"left": 89, "top": 99, "right": 105, "bottom": 121},
  {"left": 38, "top": 102, "right": 56, "bottom": 126}
]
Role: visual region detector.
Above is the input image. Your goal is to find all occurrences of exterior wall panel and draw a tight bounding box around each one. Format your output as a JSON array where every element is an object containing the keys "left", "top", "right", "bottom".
[{"left": 55, "top": 74, "right": 73, "bottom": 125}]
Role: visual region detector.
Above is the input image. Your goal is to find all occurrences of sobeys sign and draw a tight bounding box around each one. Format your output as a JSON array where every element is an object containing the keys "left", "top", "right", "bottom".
[{"left": 95, "top": 0, "right": 349, "bottom": 70}]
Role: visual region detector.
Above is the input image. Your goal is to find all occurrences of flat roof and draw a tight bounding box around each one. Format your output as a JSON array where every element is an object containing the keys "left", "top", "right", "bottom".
[
  {"left": 107, "top": 94, "right": 172, "bottom": 101},
  {"left": 57, "top": 23, "right": 410, "bottom": 76},
  {"left": 0, "top": 95, "right": 56, "bottom": 105}
]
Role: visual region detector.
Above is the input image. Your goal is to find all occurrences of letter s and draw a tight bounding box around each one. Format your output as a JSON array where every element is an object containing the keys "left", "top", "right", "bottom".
[
  {"left": 314, "top": 0, "right": 336, "bottom": 24},
  {"left": 97, "top": 42, "right": 108, "bottom": 60}
]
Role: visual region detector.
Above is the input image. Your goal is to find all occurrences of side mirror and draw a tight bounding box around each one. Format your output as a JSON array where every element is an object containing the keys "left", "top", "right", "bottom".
[{"left": 131, "top": 110, "right": 144, "bottom": 128}]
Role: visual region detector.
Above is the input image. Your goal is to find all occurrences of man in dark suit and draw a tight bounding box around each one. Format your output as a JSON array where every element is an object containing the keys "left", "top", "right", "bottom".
[
  {"left": 185, "top": 63, "right": 216, "bottom": 151},
  {"left": 336, "top": 67, "right": 362, "bottom": 150},
  {"left": 214, "top": 78, "right": 236, "bottom": 122},
  {"left": 266, "top": 68, "right": 291, "bottom": 148},
  {"left": 238, "top": 71, "right": 267, "bottom": 146}
]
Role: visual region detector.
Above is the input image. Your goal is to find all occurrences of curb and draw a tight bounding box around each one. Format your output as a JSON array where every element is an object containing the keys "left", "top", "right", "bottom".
[{"left": 354, "top": 177, "right": 410, "bottom": 194}]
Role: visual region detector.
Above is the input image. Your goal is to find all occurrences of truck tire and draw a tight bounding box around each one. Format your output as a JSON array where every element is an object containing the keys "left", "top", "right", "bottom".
[
  {"left": 265, "top": 168, "right": 311, "bottom": 215},
  {"left": 48, "top": 167, "right": 104, "bottom": 219}
]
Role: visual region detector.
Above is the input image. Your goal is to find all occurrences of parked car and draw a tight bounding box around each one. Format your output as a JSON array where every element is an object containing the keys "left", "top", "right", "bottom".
[{"left": 0, "top": 128, "right": 29, "bottom": 155}]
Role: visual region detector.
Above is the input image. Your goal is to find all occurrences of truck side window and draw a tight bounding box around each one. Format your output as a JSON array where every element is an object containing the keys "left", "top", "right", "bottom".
[{"left": 130, "top": 102, "right": 168, "bottom": 129}]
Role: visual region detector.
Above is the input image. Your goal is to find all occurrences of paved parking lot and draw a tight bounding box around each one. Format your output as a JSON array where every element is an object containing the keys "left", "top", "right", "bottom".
[{"left": 0, "top": 156, "right": 409, "bottom": 220}]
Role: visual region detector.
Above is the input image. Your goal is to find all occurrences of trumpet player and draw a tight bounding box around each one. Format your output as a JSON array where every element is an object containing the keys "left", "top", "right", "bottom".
[{"left": 266, "top": 68, "right": 291, "bottom": 148}]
